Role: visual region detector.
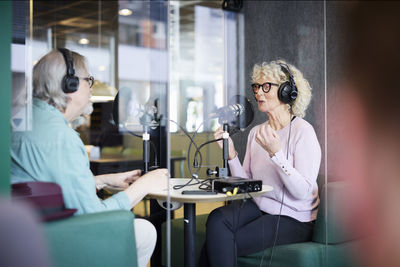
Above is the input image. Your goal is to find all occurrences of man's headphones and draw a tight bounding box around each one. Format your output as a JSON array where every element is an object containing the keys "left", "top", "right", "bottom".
[
  {"left": 277, "top": 63, "right": 298, "bottom": 104},
  {"left": 58, "top": 48, "right": 79, "bottom": 93}
]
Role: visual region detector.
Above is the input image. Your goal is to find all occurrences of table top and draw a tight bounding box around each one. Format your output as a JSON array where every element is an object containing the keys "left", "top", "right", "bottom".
[
  {"left": 147, "top": 178, "right": 273, "bottom": 203},
  {"left": 90, "top": 155, "right": 186, "bottom": 164}
]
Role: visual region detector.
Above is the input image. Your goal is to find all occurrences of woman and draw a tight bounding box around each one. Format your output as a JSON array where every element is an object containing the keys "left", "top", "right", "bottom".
[
  {"left": 10, "top": 49, "right": 169, "bottom": 267},
  {"left": 201, "top": 60, "right": 321, "bottom": 266}
]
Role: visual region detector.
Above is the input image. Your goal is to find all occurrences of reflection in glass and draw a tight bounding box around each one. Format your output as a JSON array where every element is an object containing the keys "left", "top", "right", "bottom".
[{"left": 169, "top": 1, "right": 243, "bottom": 133}]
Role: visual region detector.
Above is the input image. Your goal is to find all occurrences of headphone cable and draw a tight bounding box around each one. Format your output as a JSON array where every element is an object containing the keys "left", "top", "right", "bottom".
[{"left": 260, "top": 114, "right": 294, "bottom": 267}]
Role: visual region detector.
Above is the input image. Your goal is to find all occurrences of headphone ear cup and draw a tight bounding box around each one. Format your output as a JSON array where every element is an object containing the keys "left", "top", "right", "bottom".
[
  {"left": 62, "top": 75, "right": 79, "bottom": 93},
  {"left": 278, "top": 82, "right": 292, "bottom": 104}
]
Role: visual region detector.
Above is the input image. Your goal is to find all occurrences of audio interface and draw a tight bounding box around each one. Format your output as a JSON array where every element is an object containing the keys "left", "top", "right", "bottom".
[{"left": 212, "top": 177, "right": 262, "bottom": 194}]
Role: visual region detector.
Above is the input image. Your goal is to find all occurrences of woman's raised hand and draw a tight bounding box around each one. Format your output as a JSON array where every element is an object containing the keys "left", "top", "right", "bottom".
[{"left": 255, "top": 124, "right": 281, "bottom": 157}]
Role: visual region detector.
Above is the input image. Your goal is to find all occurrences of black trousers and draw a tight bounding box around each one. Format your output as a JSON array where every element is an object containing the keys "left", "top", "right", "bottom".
[{"left": 198, "top": 199, "right": 314, "bottom": 267}]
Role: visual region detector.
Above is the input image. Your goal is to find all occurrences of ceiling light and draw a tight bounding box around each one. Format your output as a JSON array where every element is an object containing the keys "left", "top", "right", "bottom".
[
  {"left": 119, "top": 8, "right": 132, "bottom": 16},
  {"left": 98, "top": 65, "right": 106, "bottom": 71},
  {"left": 78, "top": 38, "right": 90, "bottom": 45}
]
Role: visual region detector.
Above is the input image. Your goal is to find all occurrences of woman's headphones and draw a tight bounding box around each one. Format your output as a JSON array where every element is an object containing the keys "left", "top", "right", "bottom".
[
  {"left": 58, "top": 48, "right": 79, "bottom": 93},
  {"left": 277, "top": 63, "right": 298, "bottom": 104}
]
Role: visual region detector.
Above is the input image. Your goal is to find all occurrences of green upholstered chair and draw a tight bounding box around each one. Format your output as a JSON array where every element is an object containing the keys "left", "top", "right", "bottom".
[
  {"left": 43, "top": 210, "right": 138, "bottom": 267},
  {"left": 237, "top": 181, "right": 358, "bottom": 267},
  {"left": 162, "top": 181, "right": 358, "bottom": 267}
]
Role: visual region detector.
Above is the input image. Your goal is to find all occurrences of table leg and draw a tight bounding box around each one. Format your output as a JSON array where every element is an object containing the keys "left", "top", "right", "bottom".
[{"left": 184, "top": 203, "right": 196, "bottom": 267}]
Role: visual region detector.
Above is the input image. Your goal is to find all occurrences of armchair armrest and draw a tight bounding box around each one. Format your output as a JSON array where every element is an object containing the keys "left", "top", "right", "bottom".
[{"left": 42, "top": 210, "right": 137, "bottom": 267}]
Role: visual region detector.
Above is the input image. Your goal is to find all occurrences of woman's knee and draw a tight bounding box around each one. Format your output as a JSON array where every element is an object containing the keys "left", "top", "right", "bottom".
[{"left": 206, "top": 207, "right": 225, "bottom": 227}]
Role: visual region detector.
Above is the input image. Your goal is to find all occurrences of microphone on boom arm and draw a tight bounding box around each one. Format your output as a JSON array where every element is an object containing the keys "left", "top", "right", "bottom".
[
  {"left": 210, "top": 94, "right": 254, "bottom": 134},
  {"left": 112, "top": 89, "right": 160, "bottom": 173},
  {"left": 193, "top": 95, "right": 254, "bottom": 175}
]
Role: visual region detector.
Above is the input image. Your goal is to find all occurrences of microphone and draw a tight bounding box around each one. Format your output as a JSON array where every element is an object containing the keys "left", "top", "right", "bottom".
[
  {"left": 208, "top": 103, "right": 244, "bottom": 120},
  {"left": 112, "top": 89, "right": 160, "bottom": 130},
  {"left": 209, "top": 95, "right": 254, "bottom": 131}
]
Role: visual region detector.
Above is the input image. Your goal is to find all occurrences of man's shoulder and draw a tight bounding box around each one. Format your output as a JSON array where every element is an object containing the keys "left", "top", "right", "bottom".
[{"left": 13, "top": 113, "right": 79, "bottom": 147}]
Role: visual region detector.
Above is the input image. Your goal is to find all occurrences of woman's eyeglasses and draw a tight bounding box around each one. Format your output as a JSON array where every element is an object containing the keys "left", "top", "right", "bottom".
[
  {"left": 251, "top": 82, "right": 279, "bottom": 94},
  {"left": 81, "top": 76, "right": 94, "bottom": 88}
]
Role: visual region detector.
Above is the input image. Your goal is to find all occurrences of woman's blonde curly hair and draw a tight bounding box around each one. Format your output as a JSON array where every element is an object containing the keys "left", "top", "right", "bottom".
[{"left": 251, "top": 59, "right": 312, "bottom": 118}]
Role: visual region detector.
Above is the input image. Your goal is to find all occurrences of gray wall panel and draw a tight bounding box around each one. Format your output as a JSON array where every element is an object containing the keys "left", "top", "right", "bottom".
[{"left": 233, "top": 1, "right": 325, "bottom": 166}]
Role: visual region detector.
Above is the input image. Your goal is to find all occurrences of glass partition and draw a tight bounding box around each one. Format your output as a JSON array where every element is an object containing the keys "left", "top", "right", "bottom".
[
  {"left": 169, "top": 1, "right": 244, "bottom": 183},
  {"left": 13, "top": 1, "right": 169, "bottom": 267}
]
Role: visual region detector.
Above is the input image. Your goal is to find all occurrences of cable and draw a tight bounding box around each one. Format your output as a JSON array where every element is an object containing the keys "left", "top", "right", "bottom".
[
  {"left": 169, "top": 119, "right": 216, "bottom": 191},
  {"left": 172, "top": 177, "right": 202, "bottom": 190},
  {"left": 169, "top": 119, "right": 202, "bottom": 180},
  {"left": 193, "top": 139, "right": 222, "bottom": 166},
  {"left": 193, "top": 138, "right": 223, "bottom": 177},
  {"left": 187, "top": 121, "right": 204, "bottom": 177},
  {"left": 259, "top": 115, "right": 294, "bottom": 267},
  {"left": 231, "top": 188, "right": 250, "bottom": 267},
  {"left": 198, "top": 178, "right": 213, "bottom": 190}
]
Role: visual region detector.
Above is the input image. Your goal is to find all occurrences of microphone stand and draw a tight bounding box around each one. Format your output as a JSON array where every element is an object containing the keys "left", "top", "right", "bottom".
[
  {"left": 221, "top": 122, "right": 229, "bottom": 178},
  {"left": 140, "top": 113, "right": 152, "bottom": 175},
  {"left": 142, "top": 124, "right": 149, "bottom": 174}
]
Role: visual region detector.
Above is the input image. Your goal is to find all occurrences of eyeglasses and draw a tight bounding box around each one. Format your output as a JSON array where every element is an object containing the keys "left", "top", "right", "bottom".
[
  {"left": 80, "top": 76, "right": 94, "bottom": 88},
  {"left": 251, "top": 82, "right": 279, "bottom": 94}
]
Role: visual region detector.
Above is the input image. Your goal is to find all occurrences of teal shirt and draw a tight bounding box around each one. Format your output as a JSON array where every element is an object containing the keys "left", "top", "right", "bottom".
[{"left": 11, "top": 98, "right": 130, "bottom": 214}]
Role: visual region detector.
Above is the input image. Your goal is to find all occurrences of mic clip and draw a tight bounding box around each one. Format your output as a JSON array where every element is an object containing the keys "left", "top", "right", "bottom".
[{"left": 206, "top": 166, "right": 228, "bottom": 178}]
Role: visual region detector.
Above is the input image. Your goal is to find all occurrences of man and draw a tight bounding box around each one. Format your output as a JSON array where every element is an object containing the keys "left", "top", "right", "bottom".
[{"left": 11, "top": 48, "right": 169, "bottom": 267}]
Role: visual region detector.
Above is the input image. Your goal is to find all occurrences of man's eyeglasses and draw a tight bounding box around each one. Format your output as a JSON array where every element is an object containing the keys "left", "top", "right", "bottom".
[
  {"left": 81, "top": 76, "right": 94, "bottom": 88},
  {"left": 251, "top": 82, "right": 279, "bottom": 94}
]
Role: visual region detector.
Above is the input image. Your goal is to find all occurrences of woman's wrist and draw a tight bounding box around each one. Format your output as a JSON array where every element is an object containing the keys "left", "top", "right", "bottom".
[{"left": 229, "top": 151, "right": 238, "bottom": 160}]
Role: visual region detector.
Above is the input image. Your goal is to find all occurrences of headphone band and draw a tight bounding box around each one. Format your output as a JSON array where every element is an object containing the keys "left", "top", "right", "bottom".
[
  {"left": 278, "top": 62, "right": 294, "bottom": 84},
  {"left": 276, "top": 62, "right": 298, "bottom": 105},
  {"left": 58, "top": 48, "right": 75, "bottom": 77},
  {"left": 57, "top": 48, "right": 79, "bottom": 93}
]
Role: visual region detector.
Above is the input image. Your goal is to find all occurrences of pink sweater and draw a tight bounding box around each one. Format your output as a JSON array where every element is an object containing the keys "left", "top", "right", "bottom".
[{"left": 229, "top": 117, "right": 321, "bottom": 222}]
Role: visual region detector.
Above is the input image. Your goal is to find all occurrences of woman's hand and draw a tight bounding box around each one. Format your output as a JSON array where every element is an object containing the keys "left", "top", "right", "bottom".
[
  {"left": 95, "top": 169, "right": 142, "bottom": 190},
  {"left": 213, "top": 126, "right": 237, "bottom": 160},
  {"left": 255, "top": 124, "right": 281, "bottom": 157}
]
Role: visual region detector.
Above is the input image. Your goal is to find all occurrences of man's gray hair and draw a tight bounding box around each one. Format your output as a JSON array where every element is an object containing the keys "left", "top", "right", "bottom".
[{"left": 32, "top": 49, "right": 88, "bottom": 112}]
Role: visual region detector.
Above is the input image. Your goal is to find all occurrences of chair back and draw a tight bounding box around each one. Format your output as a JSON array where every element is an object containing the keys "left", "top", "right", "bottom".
[{"left": 312, "top": 181, "right": 355, "bottom": 244}]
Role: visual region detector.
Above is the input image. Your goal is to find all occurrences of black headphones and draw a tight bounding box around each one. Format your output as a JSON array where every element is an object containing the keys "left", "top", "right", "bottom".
[
  {"left": 58, "top": 48, "right": 79, "bottom": 93},
  {"left": 277, "top": 63, "right": 298, "bottom": 105}
]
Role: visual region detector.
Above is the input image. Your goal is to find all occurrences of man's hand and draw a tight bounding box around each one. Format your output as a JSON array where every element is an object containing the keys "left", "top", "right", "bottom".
[
  {"left": 136, "top": 168, "right": 169, "bottom": 192},
  {"left": 95, "top": 169, "right": 142, "bottom": 190},
  {"left": 124, "top": 168, "right": 170, "bottom": 208}
]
